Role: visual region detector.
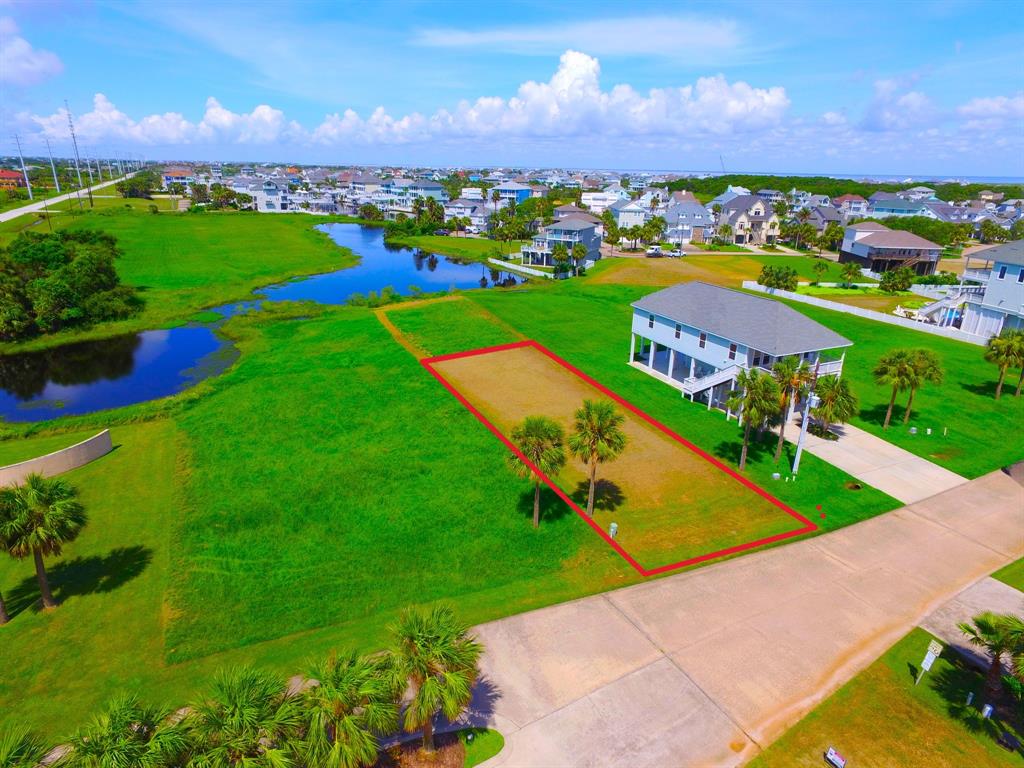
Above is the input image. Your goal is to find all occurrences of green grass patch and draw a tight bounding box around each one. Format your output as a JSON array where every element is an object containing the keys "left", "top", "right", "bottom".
[
  {"left": 188, "top": 310, "right": 223, "bottom": 324},
  {"left": 700, "top": 243, "right": 751, "bottom": 252},
  {"left": 992, "top": 558, "right": 1024, "bottom": 592},
  {"left": 461, "top": 728, "right": 504, "bottom": 767},
  {"left": 0, "top": 428, "right": 100, "bottom": 465},
  {"left": 386, "top": 234, "right": 527, "bottom": 262},
  {"left": 750, "top": 628, "right": 1022, "bottom": 767}
]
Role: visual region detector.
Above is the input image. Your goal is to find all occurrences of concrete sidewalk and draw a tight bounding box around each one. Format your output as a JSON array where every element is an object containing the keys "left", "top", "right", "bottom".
[
  {"left": 789, "top": 417, "right": 967, "bottom": 504},
  {"left": 468, "top": 470, "right": 1023, "bottom": 767}
]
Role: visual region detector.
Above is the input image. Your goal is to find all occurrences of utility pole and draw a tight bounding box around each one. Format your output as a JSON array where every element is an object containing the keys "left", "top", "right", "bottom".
[
  {"left": 65, "top": 99, "right": 92, "bottom": 207},
  {"left": 84, "top": 148, "right": 95, "bottom": 185},
  {"left": 13, "top": 134, "right": 33, "bottom": 200},
  {"left": 44, "top": 138, "right": 61, "bottom": 193}
]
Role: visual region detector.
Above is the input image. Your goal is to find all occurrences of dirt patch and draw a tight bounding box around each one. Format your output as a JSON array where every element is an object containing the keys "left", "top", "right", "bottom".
[
  {"left": 430, "top": 344, "right": 804, "bottom": 571},
  {"left": 376, "top": 733, "right": 464, "bottom": 768},
  {"left": 592, "top": 255, "right": 767, "bottom": 287}
]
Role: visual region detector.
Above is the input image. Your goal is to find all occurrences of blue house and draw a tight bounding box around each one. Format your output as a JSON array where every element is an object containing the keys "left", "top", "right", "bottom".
[
  {"left": 960, "top": 240, "right": 1024, "bottom": 338},
  {"left": 629, "top": 282, "right": 851, "bottom": 409},
  {"left": 495, "top": 181, "right": 533, "bottom": 206}
]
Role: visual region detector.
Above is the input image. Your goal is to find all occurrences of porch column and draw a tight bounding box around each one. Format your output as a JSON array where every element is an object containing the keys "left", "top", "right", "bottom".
[
  {"left": 689, "top": 357, "right": 696, "bottom": 378},
  {"left": 668, "top": 349, "right": 676, "bottom": 380},
  {"left": 648, "top": 341, "right": 657, "bottom": 368},
  {"left": 629, "top": 334, "right": 635, "bottom": 363}
]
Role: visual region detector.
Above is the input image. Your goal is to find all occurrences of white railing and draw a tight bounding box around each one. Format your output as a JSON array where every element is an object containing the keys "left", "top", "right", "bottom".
[
  {"left": 487, "top": 257, "right": 562, "bottom": 279},
  {"left": 680, "top": 364, "right": 742, "bottom": 395}
]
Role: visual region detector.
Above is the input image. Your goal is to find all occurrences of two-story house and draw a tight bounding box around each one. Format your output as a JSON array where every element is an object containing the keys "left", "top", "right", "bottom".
[
  {"left": 494, "top": 181, "right": 532, "bottom": 206},
  {"left": 664, "top": 202, "right": 711, "bottom": 245},
  {"left": 838, "top": 221, "right": 941, "bottom": 275},
  {"left": 519, "top": 218, "right": 602, "bottom": 267},
  {"left": 717, "top": 194, "right": 780, "bottom": 245},
  {"left": 629, "top": 282, "right": 851, "bottom": 409},
  {"left": 833, "top": 194, "right": 868, "bottom": 218},
  {"left": 610, "top": 198, "right": 650, "bottom": 229},
  {"left": 960, "top": 240, "right": 1024, "bottom": 338},
  {"left": 443, "top": 198, "right": 491, "bottom": 230}
]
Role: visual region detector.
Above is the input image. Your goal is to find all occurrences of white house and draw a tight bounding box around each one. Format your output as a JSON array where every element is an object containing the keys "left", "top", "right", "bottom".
[
  {"left": 959, "top": 240, "right": 1024, "bottom": 338},
  {"left": 629, "top": 282, "right": 851, "bottom": 410},
  {"left": 610, "top": 198, "right": 649, "bottom": 228}
]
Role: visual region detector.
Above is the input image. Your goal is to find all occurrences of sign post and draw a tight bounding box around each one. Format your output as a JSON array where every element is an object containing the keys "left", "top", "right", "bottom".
[{"left": 915, "top": 640, "right": 943, "bottom": 685}]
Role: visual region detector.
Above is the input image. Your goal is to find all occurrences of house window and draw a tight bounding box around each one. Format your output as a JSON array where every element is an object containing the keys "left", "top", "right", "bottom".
[
  {"left": 674, "top": 323, "right": 681, "bottom": 339},
  {"left": 648, "top": 314, "right": 655, "bottom": 328},
  {"left": 998, "top": 265, "right": 1008, "bottom": 279},
  {"left": 699, "top": 332, "right": 707, "bottom": 349},
  {"left": 1018, "top": 269, "right": 1024, "bottom": 283},
  {"left": 728, "top": 343, "right": 737, "bottom": 360}
]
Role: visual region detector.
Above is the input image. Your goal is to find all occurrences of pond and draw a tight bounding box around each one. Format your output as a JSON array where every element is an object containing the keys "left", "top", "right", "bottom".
[{"left": 0, "top": 224, "right": 524, "bottom": 422}]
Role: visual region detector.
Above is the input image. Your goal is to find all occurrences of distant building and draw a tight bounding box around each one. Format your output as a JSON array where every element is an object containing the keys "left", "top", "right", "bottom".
[
  {"left": 519, "top": 218, "right": 602, "bottom": 267},
  {"left": 494, "top": 181, "right": 532, "bottom": 205},
  {"left": 161, "top": 167, "right": 195, "bottom": 188},
  {"left": 0, "top": 169, "right": 25, "bottom": 190},
  {"left": 833, "top": 194, "right": 868, "bottom": 218},
  {"left": 838, "top": 221, "right": 941, "bottom": 275}
]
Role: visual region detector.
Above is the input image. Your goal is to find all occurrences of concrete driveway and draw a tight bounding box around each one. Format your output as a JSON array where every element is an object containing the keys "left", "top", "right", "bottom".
[{"left": 469, "top": 470, "right": 1023, "bottom": 767}]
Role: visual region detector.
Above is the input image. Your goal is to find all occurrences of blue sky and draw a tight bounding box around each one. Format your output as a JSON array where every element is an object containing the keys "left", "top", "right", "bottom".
[{"left": 2, "top": 0, "right": 1022, "bottom": 176}]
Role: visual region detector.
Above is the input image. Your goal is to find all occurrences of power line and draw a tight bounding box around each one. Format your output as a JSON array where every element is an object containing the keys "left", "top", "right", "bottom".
[
  {"left": 12, "top": 134, "right": 34, "bottom": 200},
  {"left": 65, "top": 99, "right": 92, "bottom": 208},
  {"left": 44, "top": 137, "right": 61, "bottom": 193}
]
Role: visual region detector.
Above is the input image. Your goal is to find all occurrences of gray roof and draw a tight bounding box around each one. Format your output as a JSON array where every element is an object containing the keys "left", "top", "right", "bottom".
[
  {"left": 974, "top": 240, "right": 1024, "bottom": 267},
  {"left": 545, "top": 218, "right": 596, "bottom": 232},
  {"left": 631, "top": 282, "right": 852, "bottom": 357}
]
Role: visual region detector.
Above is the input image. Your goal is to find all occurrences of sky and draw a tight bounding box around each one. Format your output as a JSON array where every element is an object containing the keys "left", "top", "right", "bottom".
[{"left": 2, "top": 0, "right": 1023, "bottom": 177}]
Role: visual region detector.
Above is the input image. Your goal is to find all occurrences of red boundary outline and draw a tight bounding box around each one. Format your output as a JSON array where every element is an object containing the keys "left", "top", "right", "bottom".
[{"left": 421, "top": 340, "right": 817, "bottom": 577}]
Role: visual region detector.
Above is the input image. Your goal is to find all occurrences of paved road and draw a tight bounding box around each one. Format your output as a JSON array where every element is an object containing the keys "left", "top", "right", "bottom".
[
  {"left": 788, "top": 416, "right": 967, "bottom": 504},
  {"left": 465, "top": 469, "right": 1023, "bottom": 767},
  {"left": 0, "top": 174, "right": 132, "bottom": 223}
]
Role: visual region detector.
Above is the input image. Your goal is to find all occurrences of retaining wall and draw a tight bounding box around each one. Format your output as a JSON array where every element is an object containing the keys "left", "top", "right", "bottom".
[{"left": 0, "top": 429, "right": 113, "bottom": 487}]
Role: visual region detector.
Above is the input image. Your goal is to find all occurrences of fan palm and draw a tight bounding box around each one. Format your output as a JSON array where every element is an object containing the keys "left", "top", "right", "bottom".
[
  {"left": 0, "top": 473, "right": 87, "bottom": 609},
  {"left": 297, "top": 652, "right": 397, "bottom": 768},
  {"left": 903, "top": 349, "right": 943, "bottom": 424},
  {"left": 811, "top": 375, "right": 858, "bottom": 435},
  {"left": 958, "top": 612, "right": 1024, "bottom": 699},
  {"left": 0, "top": 726, "right": 48, "bottom": 768},
  {"left": 59, "top": 694, "right": 187, "bottom": 768},
  {"left": 770, "top": 357, "right": 812, "bottom": 462},
  {"left": 385, "top": 605, "right": 482, "bottom": 754},
  {"left": 185, "top": 667, "right": 301, "bottom": 767},
  {"left": 508, "top": 416, "right": 566, "bottom": 528},
  {"left": 985, "top": 333, "right": 1018, "bottom": 400},
  {"left": 725, "top": 369, "right": 781, "bottom": 470},
  {"left": 872, "top": 350, "right": 916, "bottom": 429},
  {"left": 568, "top": 399, "right": 627, "bottom": 516},
  {"left": 1008, "top": 329, "right": 1024, "bottom": 397},
  {"left": 840, "top": 261, "right": 862, "bottom": 287}
]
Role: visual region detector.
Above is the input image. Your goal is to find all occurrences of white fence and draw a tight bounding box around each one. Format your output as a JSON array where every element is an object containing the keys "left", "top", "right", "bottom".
[
  {"left": 741, "top": 281, "right": 988, "bottom": 346},
  {"left": 487, "top": 257, "right": 565, "bottom": 279},
  {"left": 0, "top": 430, "right": 113, "bottom": 487}
]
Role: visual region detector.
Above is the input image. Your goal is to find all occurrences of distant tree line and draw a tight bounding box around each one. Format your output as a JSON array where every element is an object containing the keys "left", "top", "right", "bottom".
[
  {"left": 0, "top": 231, "right": 141, "bottom": 340},
  {"left": 115, "top": 169, "right": 160, "bottom": 199}
]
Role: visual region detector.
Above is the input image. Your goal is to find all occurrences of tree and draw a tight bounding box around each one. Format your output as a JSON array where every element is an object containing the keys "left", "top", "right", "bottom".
[
  {"left": 958, "top": 612, "right": 1024, "bottom": 699},
  {"left": 385, "top": 606, "right": 482, "bottom": 754},
  {"left": 297, "top": 652, "right": 397, "bottom": 768},
  {"left": 758, "top": 264, "right": 798, "bottom": 291},
  {"left": 711, "top": 203, "right": 722, "bottom": 224},
  {"left": 985, "top": 330, "right": 1023, "bottom": 400},
  {"left": 0, "top": 727, "right": 48, "bottom": 768},
  {"left": 568, "top": 399, "right": 627, "bottom": 516},
  {"left": 189, "top": 185, "right": 210, "bottom": 205},
  {"left": 821, "top": 221, "right": 844, "bottom": 251},
  {"left": 185, "top": 667, "right": 300, "bottom": 767},
  {"left": 725, "top": 369, "right": 781, "bottom": 470},
  {"left": 872, "top": 350, "right": 916, "bottom": 429},
  {"left": 491, "top": 189, "right": 501, "bottom": 213},
  {"left": 840, "top": 260, "right": 862, "bottom": 287},
  {"left": 811, "top": 375, "right": 858, "bottom": 435},
  {"left": 1010, "top": 219, "right": 1024, "bottom": 241},
  {"left": 812, "top": 260, "right": 829, "bottom": 285},
  {"left": 571, "top": 242, "right": 588, "bottom": 275},
  {"left": 0, "top": 474, "right": 87, "bottom": 609},
  {"left": 903, "top": 349, "right": 942, "bottom": 424},
  {"left": 716, "top": 224, "right": 733, "bottom": 244},
  {"left": 772, "top": 200, "right": 788, "bottom": 220},
  {"left": 357, "top": 203, "right": 382, "bottom": 221},
  {"left": 550, "top": 242, "right": 570, "bottom": 274},
  {"left": 879, "top": 266, "right": 915, "bottom": 294},
  {"left": 979, "top": 219, "right": 1008, "bottom": 244},
  {"left": 1009, "top": 329, "right": 1024, "bottom": 397},
  {"left": 61, "top": 694, "right": 187, "bottom": 768},
  {"left": 508, "top": 416, "right": 566, "bottom": 528},
  {"left": 771, "top": 357, "right": 813, "bottom": 462}
]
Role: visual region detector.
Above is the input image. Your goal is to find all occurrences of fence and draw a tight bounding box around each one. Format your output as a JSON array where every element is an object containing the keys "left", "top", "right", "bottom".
[
  {"left": 741, "top": 282, "right": 988, "bottom": 346},
  {"left": 0, "top": 430, "right": 113, "bottom": 487},
  {"left": 487, "top": 257, "right": 564, "bottom": 279}
]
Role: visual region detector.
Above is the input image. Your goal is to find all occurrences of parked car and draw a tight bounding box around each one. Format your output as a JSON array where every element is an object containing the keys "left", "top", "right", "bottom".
[
  {"left": 434, "top": 228, "right": 450, "bottom": 236},
  {"left": 646, "top": 245, "right": 664, "bottom": 257},
  {"left": 667, "top": 249, "right": 683, "bottom": 257},
  {"left": 466, "top": 226, "right": 480, "bottom": 234}
]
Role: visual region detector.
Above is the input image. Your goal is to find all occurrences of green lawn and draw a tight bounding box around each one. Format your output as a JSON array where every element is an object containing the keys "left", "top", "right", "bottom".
[
  {"left": 751, "top": 628, "right": 1022, "bottom": 767},
  {"left": 0, "top": 428, "right": 101, "bottom": 466},
  {"left": 386, "top": 234, "right": 528, "bottom": 262},
  {"left": 0, "top": 209, "right": 356, "bottom": 353},
  {"left": 0, "top": 187, "right": 64, "bottom": 214},
  {"left": 992, "top": 558, "right": 1024, "bottom": 592}
]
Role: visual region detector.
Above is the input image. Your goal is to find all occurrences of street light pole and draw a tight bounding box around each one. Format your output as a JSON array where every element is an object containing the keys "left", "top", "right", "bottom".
[{"left": 791, "top": 362, "right": 821, "bottom": 475}]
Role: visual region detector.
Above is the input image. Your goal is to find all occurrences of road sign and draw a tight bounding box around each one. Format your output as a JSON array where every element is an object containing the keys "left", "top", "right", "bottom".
[
  {"left": 928, "top": 639, "right": 943, "bottom": 656},
  {"left": 921, "top": 651, "right": 937, "bottom": 672}
]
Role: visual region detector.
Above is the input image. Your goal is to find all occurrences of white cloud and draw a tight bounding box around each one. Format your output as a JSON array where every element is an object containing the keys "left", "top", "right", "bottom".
[
  {"left": 0, "top": 16, "right": 63, "bottom": 86},
  {"left": 860, "top": 78, "right": 936, "bottom": 131},
  {"left": 821, "top": 111, "right": 847, "bottom": 126},
  {"left": 956, "top": 92, "right": 1024, "bottom": 119}
]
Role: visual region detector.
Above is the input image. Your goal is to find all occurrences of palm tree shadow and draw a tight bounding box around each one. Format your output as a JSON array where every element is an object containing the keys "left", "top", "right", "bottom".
[
  {"left": 569, "top": 479, "right": 625, "bottom": 513},
  {"left": 5, "top": 545, "right": 152, "bottom": 617},
  {"left": 713, "top": 431, "right": 775, "bottom": 466},
  {"left": 515, "top": 485, "right": 575, "bottom": 523},
  {"left": 929, "top": 657, "right": 1023, "bottom": 753}
]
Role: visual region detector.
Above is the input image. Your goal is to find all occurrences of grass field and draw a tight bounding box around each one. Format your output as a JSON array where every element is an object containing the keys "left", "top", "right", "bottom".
[
  {"left": 592, "top": 254, "right": 866, "bottom": 287},
  {"left": 430, "top": 344, "right": 806, "bottom": 572},
  {"left": 751, "top": 628, "right": 1023, "bottom": 767},
  {"left": 992, "top": 558, "right": 1024, "bottom": 591},
  {"left": 0, "top": 428, "right": 101, "bottom": 465},
  {"left": 386, "top": 234, "right": 528, "bottom": 261},
  {"left": 795, "top": 285, "right": 926, "bottom": 314}
]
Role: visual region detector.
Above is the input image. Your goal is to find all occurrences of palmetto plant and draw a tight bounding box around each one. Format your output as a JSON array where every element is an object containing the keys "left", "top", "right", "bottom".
[
  {"left": 810, "top": 375, "right": 858, "bottom": 435},
  {"left": 725, "top": 369, "right": 780, "bottom": 470},
  {"left": 59, "top": 694, "right": 187, "bottom": 768},
  {"left": 840, "top": 261, "right": 862, "bottom": 287},
  {"left": 185, "top": 667, "right": 301, "bottom": 767},
  {"left": 568, "top": 399, "right": 627, "bottom": 516},
  {"left": 508, "top": 416, "right": 566, "bottom": 528},
  {"left": 770, "top": 356, "right": 813, "bottom": 462},
  {"left": 985, "top": 329, "right": 1024, "bottom": 400},
  {"left": 297, "top": 652, "right": 397, "bottom": 768},
  {"left": 903, "top": 349, "right": 943, "bottom": 424},
  {"left": 958, "top": 612, "right": 1024, "bottom": 699},
  {"left": 0, "top": 473, "right": 87, "bottom": 609},
  {"left": 0, "top": 726, "right": 48, "bottom": 768},
  {"left": 385, "top": 605, "right": 482, "bottom": 754},
  {"left": 872, "top": 349, "right": 916, "bottom": 429}
]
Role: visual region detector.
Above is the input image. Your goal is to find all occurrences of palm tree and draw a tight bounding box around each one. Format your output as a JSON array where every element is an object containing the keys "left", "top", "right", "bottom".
[
  {"left": 985, "top": 332, "right": 1018, "bottom": 400},
  {"left": 385, "top": 605, "right": 482, "bottom": 754},
  {"left": 716, "top": 224, "right": 733, "bottom": 244},
  {"left": 1009, "top": 329, "right": 1024, "bottom": 397},
  {"left": 958, "top": 612, "right": 1023, "bottom": 699},
  {"left": 770, "top": 357, "right": 812, "bottom": 462},
  {"left": 568, "top": 399, "right": 627, "bottom": 516},
  {"left": 903, "top": 349, "right": 943, "bottom": 424},
  {"left": 725, "top": 369, "right": 781, "bottom": 470},
  {"left": 297, "top": 652, "right": 397, "bottom": 768},
  {"left": 0, "top": 726, "right": 47, "bottom": 768},
  {"left": 508, "top": 416, "right": 566, "bottom": 528},
  {"left": 812, "top": 260, "right": 829, "bottom": 285},
  {"left": 872, "top": 350, "right": 916, "bottom": 429},
  {"left": 491, "top": 189, "right": 500, "bottom": 214},
  {"left": 840, "top": 261, "right": 862, "bottom": 287},
  {"left": 0, "top": 473, "right": 87, "bottom": 609},
  {"left": 811, "top": 375, "right": 858, "bottom": 435},
  {"left": 60, "top": 694, "right": 187, "bottom": 768},
  {"left": 185, "top": 667, "right": 301, "bottom": 767}
]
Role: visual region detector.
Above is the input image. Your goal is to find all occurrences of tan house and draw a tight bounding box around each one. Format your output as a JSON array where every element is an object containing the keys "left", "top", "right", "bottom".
[{"left": 717, "top": 194, "right": 780, "bottom": 245}]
